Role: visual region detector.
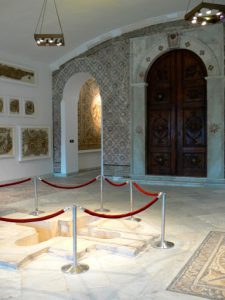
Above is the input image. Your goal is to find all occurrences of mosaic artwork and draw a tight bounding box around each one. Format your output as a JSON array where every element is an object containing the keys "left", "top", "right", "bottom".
[
  {"left": 0, "top": 62, "right": 35, "bottom": 84},
  {"left": 0, "top": 97, "right": 5, "bottom": 114},
  {"left": 19, "top": 127, "right": 50, "bottom": 161},
  {"left": 78, "top": 78, "right": 101, "bottom": 150},
  {"left": 0, "top": 127, "right": 14, "bottom": 158},
  {"left": 24, "top": 99, "right": 35, "bottom": 116},
  {"left": 168, "top": 231, "right": 225, "bottom": 300},
  {"left": 9, "top": 97, "right": 20, "bottom": 115}
]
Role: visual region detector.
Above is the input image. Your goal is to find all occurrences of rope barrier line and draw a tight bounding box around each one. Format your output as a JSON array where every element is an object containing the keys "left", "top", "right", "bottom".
[
  {"left": 0, "top": 178, "right": 32, "bottom": 188},
  {"left": 0, "top": 196, "right": 158, "bottom": 223},
  {"left": 133, "top": 182, "right": 159, "bottom": 197},
  {"left": 83, "top": 196, "right": 159, "bottom": 219},
  {"left": 0, "top": 208, "right": 67, "bottom": 223},
  {"left": 104, "top": 177, "right": 128, "bottom": 187},
  {"left": 39, "top": 177, "right": 97, "bottom": 189}
]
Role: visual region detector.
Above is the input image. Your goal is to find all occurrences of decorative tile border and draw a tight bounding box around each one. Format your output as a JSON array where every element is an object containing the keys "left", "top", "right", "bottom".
[{"left": 167, "top": 231, "right": 225, "bottom": 300}]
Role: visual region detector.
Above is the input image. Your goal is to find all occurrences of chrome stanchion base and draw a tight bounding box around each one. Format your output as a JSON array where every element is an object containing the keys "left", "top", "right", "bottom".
[
  {"left": 154, "top": 240, "right": 174, "bottom": 249},
  {"left": 126, "top": 216, "right": 142, "bottom": 222},
  {"left": 95, "top": 208, "right": 110, "bottom": 212},
  {"left": 29, "top": 210, "right": 45, "bottom": 216},
  {"left": 61, "top": 263, "right": 89, "bottom": 274}
]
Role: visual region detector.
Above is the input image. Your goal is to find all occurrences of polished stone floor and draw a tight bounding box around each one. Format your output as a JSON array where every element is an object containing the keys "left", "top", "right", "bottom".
[{"left": 1, "top": 169, "right": 225, "bottom": 300}]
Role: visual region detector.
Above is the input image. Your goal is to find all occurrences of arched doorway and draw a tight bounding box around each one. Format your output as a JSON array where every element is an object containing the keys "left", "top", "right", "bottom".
[
  {"left": 146, "top": 49, "right": 207, "bottom": 177},
  {"left": 60, "top": 73, "right": 101, "bottom": 175}
]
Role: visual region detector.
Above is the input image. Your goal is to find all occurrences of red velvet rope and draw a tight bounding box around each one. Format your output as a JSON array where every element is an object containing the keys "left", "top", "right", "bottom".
[
  {"left": 84, "top": 196, "right": 158, "bottom": 219},
  {"left": 40, "top": 177, "right": 97, "bottom": 189},
  {"left": 104, "top": 177, "right": 128, "bottom": 187},
  {"left": 133, "top": 182, "right": 158, "bottom": 197},
  {"left": 0, "top": 209, "right": 65, "bottom": 223},
  {"left": 0, "top": 178, "right": 31, "bottom": 188}
]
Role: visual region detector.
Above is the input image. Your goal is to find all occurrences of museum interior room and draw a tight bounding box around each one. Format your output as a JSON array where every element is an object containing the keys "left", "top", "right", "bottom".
[{"left": 1, "top": 0, "right": 225, "bottom": 299}]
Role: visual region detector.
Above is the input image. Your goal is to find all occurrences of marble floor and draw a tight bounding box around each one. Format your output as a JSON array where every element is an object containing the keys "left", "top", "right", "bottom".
[{"left": 1, "top": 169, "right": 225, "bottom": 300}]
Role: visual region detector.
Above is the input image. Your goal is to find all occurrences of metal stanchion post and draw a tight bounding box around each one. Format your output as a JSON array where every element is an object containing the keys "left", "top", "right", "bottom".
[
  {"left": 62, "top": 205, "right": 89, "bottom": 274},
  {"left": 127, "top": 180, "right": 141, "bottom": 222},
  {"left": 30, "top": 177, "right": 44, "bottom": 216},
  {"left": 95, "top": 175, "right": 110, "bottom": 212},
  {"left": 154, "top": 192, "right": 174, "bottom": 249}
]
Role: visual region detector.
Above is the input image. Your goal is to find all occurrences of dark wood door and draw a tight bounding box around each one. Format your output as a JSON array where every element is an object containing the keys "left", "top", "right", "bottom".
[{"left": 146, "top": 49, "right": 207, "bottom": 177}]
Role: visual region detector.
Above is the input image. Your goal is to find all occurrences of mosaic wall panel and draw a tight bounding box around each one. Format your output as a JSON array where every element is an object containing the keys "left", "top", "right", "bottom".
[
  {"left": 52, "top": 20, "right": 224, "bottom": 176},
  {"left": 78, "top": 78, "right": 101, "bottom": 150}
]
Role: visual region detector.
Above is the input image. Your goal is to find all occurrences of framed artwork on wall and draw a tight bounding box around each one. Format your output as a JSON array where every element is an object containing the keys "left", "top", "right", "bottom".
[
  {"left": 18, "top": 126, "right": 51, "bottom": 161},
  {"left": 22, "top": 98, "right": 36, "bottom": 117},
  {"left": 0, "top": 126, "right": 14, "bottom": 158},
  {"left": 0, "top": 96, "right": 6, "bottom": 115},
  {"left": 8, "top": 96, "right": 21, "bottom": 116},
  {"left": 0, "top": 61, "right": 36, "bottom": 85}
]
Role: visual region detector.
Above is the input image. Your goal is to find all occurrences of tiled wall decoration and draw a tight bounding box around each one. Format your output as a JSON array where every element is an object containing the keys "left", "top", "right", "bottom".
[
  {"left": 52, "top": 20, "right": 225, "bottom": 176},
  {"left": 52, "top": 39, "right": 131, "bottom": 175}
]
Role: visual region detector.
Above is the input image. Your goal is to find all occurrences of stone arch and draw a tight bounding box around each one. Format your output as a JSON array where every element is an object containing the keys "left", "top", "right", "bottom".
[
  {"left": 52, "top": 58, "right": 107, "bottom": 174},
  {"left": 133, "top": 34, "right": 220, "bottom": 85},
  {"left": 130, "top": 25, "right": 224, "bottom": 180}
]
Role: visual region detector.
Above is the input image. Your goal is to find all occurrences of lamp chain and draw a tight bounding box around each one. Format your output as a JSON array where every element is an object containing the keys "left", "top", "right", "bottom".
[
  {"left": 54, "top": 0, "right": 64, "bottom": 34},
  {"left": 35, "top": 0, "right": 47, "bottom": 34}
]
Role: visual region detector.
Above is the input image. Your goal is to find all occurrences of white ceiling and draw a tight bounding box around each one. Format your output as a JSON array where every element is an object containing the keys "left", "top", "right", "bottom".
[{"left": 0, "top": 0, "right": 224, "bottom": 68}]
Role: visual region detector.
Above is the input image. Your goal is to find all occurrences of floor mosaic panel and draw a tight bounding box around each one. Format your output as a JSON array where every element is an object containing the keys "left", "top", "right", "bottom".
[{"left": 168, "top": 231, "right": 225, "bottom": 300}]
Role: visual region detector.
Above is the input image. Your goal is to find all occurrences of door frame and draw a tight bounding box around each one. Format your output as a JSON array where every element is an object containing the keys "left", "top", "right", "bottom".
[
  {"left": 146, "top": 49, "right": 207, "bottom": 177},
  {"left": 130, "top": 24, "right": 224, "bottom": 179}
]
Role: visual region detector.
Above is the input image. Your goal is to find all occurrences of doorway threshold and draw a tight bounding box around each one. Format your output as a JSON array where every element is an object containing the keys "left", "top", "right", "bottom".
[{"left": 111, "top": 175, "right": 225, "bottom": 188}]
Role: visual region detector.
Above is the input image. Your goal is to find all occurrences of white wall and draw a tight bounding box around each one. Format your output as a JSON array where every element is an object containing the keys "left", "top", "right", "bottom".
[
  {"left": 78, "top": 150, "right": 101, "bottom": 170},
  {"left": 0, "top": 52, "right": 52, "bottom": 182}
]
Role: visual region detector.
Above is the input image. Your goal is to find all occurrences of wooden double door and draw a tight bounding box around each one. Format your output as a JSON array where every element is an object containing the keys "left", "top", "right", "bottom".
[{"left": 146, "top": 49, "right": 207, "bottom": 177}]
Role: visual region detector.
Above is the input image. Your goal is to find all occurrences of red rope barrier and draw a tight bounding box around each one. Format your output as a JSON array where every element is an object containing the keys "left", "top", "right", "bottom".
[
  {"left": 104, "top": 177, "right": 128, "bottom": 187},
  {"left": 84, "top": 196, "right": 158, "bottom": 219},
  {"left": 0, "top": 209, "right": 65, "bottom": 223},
  {"left": 0, "top": 178, "right": 32, "bottom": 188},
  {"left": 133, "top": 182, "right": 158, "bottom": 197},
  {"left": 40, "top": 177, "right": 97, "bottom": 189}
]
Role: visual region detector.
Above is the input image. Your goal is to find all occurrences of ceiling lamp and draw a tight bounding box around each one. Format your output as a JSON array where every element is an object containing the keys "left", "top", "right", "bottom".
[
  {"left": 34, "top": 0, "right": 65, "bottom": 46},
  {"left": 185, "top": 1, "right": 225, "bottom": 25}
]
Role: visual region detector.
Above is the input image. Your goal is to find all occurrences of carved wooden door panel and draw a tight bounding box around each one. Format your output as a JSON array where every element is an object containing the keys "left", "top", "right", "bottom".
[{"left": 146, "top": 49, "right": 207, "bottom": 177}]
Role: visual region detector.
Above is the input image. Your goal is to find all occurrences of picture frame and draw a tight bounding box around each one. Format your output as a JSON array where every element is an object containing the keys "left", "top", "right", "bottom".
[
  {"left": 0, "top": 61, "right": 36, "bottom": 85},
  {"left": 18, "top": 126, "right": 51, "bottom": 161},
  {"left": 7, "top": 96, "right": 21, "bottom": 116},
  {"left": 0, "top": 96, "right": 7, "bottom": 116},
  {"left": 22, "top": 97, "right": 36, "bottom": 117},
  {"left": 0, "top": 126, "right": 15, "bottom": 158}
]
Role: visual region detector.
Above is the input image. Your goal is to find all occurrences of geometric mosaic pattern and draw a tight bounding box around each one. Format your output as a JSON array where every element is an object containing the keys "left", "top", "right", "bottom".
[
  {"left": 168, "top": 231, "right": 225, "bottom": 300},
  {"left": 52, "top": 20, "right": 195, "bottom": 175},
  {"left": 52, "top": 40, "right": 130, "bottom": 174}
]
